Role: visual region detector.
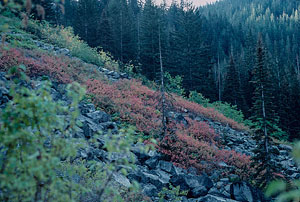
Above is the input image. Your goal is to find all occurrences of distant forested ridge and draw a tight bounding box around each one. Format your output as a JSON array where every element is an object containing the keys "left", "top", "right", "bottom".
[{"left": 40, "top": 0, "right": 300, "bottom": 140}]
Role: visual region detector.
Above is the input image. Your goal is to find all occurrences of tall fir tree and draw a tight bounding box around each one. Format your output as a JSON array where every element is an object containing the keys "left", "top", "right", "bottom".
[
  {"left": 223, "top": 54, "right": 243, "bottom": 108},
  {"left": 250, "top": 35, "right": 280, "bottom": 188},
  {"left": 140, "top": 0, "right": 160, "bottom": 80},
  {"left": 73, "top": 0, "right": 101, "bottom": 47}
]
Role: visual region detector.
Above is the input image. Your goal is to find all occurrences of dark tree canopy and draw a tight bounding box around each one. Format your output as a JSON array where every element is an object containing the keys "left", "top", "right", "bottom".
[{"left": 53, "top": 0, "right": 300, "bottom": 141}]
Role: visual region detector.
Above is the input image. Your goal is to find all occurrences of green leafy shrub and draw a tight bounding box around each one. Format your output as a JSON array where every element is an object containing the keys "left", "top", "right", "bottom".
[
  {"left": 26, "top": 20, "right": 121, "bottom": 71},
  {"left": 189, "top": 91, "right": 249, "bottom": 128},
  {"left": 0, "top": 68, "right": 141, "bottom": 201},
  {"left": 158, "top": 185, "right": 188, "bottom": 202},
  {"left": 211, "top": 101, "right": 245, "bottom": 125},
  {"left": 189, "top": 91, "right": 210, "bottom": 107},
  {"left": 0, "top": 69, "right": 85, "bottom": 201},
  {"left": 165, "top": 72, "right": 185, "bottom": 96}
]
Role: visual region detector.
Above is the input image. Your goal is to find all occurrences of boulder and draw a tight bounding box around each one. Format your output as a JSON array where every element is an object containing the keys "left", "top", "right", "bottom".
[
  {"left": 113, "top": 172, "right": 131, "bottom": 188},
  {"left": 189, "top": 186, "right": 209, "bottom": 198},
  {"left": 230, "top": 182, "right": 266, "bottom": 202},
  {"left": 79, "top": 103, "right": 96, "bottom": 114},
  {"left": 142, "top": 184, "right": 158, "bottom": 197},
  {"left": 152, "top": 169, "right": 171, "bottom": 184},
  {"left": 140, "top": 171, "right": 164, "bottom": 189},
  {"left": 99, "top": 122, "right": 118, "bottom": 133},
  {"left": 157, "top": 160, "right": 175, "bottom": 174},
  {"left": 196, "top": 195, "right": 238, "bottom": 202},
  {"left": 145, "top": 156, "right": 159, "bottom": 169},
  {"left": 170, "top": 174, "right": 213, "bottom": 192},
  {"left": 131, "top": 144, "right": 159, "bottom": 163},
  {"left": 86, "top": 111, "right": 111, "bottom": 123}
]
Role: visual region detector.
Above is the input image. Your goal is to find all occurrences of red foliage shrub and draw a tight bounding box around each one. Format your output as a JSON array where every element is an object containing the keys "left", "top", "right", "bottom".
[
  {"left": 86, "top": 78, "right": 251, "bottom": 176},
  {"left": 0, "top": 47, "right": 251, "bottom": 177},
  {"left": 176, "top": 118, "right": 218, "bottom": 143},
  {"left": 0, "top": 48, "right": 72, "bottom": 83},
  {"left": 86, "top": 79, "right": 162, "bottom": 134},
  {"left": 159, "top": 127, "right": 252, "bottom": 177}
]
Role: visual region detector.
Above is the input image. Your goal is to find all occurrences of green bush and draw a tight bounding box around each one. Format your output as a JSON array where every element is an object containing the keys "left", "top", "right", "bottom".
[
  {"left": 0, "top": 69, "right": 85, "bottom": 201},
  {"left": 158, "top": 185, "right": 188, "bottom": 202},
  {"left": 164, "top": 72, "right": 185, "bottom": 96},
  {"left": 189, "top": 91, "right": 248, "bottom": 126},
  {"left": 25, "top": 20, "right": 123, "bottom": 71},
  {"left": 211, "top": 101, "right": 246, "bottom": 125},
  {"left": 189, "top": 91, "right": 210, "bottom": 107},
  {"left": 0, "top": 67, "right": 140, "bottom": 201}
]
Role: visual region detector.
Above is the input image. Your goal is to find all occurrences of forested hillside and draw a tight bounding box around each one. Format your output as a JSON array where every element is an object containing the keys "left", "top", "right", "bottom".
[
  {"left": 42, "top": 0, "right": 300, "bottom": 141},
  {"left": 1, "top": 0, "right": 300, "bottom": 201}
]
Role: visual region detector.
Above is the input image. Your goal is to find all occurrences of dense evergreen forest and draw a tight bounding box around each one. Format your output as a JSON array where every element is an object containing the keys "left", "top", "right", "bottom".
[{"left": 32, "top": 0, "right": 300, "bottom": 141}]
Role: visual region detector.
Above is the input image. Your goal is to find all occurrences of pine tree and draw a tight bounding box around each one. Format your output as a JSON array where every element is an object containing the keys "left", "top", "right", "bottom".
[
  {"left": 140, "top": 0, "right": 160, "bottom": 80},
  {"left": 223, "top": 54, "right": 243, "bottom": 108},
  {"left": 73, "top": 0, "right": 101, "bottom": 47},
  {"left": 250, "top": 35, "right": 280, "bottom": 188},
  {"left": 107, "top": 0, "right": 133, "bottom": 63}
]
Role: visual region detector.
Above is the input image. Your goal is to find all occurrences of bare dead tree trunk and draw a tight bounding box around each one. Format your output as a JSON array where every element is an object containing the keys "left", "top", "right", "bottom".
[
  {"left": 261, "top": 84, "right": 271, "bottom": 181},
  {"left": 218, "top": 54, "right": 221, "bottom": 101},
  {"left": 120, "top": 4, "right": 123, "bottom": 63},
  {"left": 158, "top": 23, "right": 166, "bottom": 139},
  {"left": 261, "top": 84, "right": 268, "bottom": 154},
  {"left": 137, "top": 14, "right": 141, "bottom": 61}
]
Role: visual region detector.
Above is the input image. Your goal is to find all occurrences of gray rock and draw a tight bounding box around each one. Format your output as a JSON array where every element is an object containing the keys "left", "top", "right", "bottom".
[
  {"left": 145, "top": 156, "right": 159, "bottom": 169},
  {"left": 86, "top": 111, "right": 111, "bottom": 123},
  {"left": 189, "top": 186, "right": 208, "bottom": 198},
  {"left": 100, "top": 122, "right": 118, "bottom": 133},
  {"left": 56, "top": 48, "right": 70, "bottom": 55},
  {"left": 230, "top": 182, "right": 266, "bottom": 202},
  {"left": 279, "top": 144, "right": 293, "bottom": 152},
  {"left": 152, "top": 169, "right": 171, "bottom": 184},
  {"left": 113, "top": 172, "right": 131, "bottom": 188},
  {"left": 157, "top": 160, "right": 175, "bottom": 174},
  {"left": 142, "top": 184, "right": 158, "bottom": 197},
  {"left": 79, "top": 103, "right": 96, "bottom": 114},
  {"left": 196, "top": 195, "right": 238, "bottom": 202},
  {"left": 170, "top": 174, "right": 213, "bottom": 191}
]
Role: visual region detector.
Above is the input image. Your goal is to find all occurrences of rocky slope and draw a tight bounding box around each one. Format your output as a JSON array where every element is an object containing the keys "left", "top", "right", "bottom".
[
  {"left": 1, "top": 68, "right": 298, "bottom": 202},
  {"left": 0, "top": 28, "right": 299, "bottom": 201}
]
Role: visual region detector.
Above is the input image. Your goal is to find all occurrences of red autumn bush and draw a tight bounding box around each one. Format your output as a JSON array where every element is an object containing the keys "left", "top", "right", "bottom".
[
  {"left": 0, "top": 48, "right": 103, "bottom": 84},
  {"left": 159, "top": 128, "right": 252, "bottom": 178},
  {"left": 0, "top": 47, "right": 251, "bottom": 177},
  {"left": 176, "top": 118, "right": 218, "bottom": 144},
  {"left": 0, "top": 48, "right": 72, "bottom": 83},
  {"left": 86, "top": 79, "right": 162, "bottom": 135}
]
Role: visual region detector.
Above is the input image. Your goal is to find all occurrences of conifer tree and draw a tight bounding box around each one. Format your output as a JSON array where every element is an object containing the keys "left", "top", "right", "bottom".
[
  {"left": 140, "top": 0, "right": 159, "bottom": 80},
  {"left": 73, "top": 0, "right": 101, "bottom": 47},
  {"left": 223, "top": 54, "right": 243, "bottom": 108},
  {"left": 250, "top": 35, "right": 280, "bottom": 188}
]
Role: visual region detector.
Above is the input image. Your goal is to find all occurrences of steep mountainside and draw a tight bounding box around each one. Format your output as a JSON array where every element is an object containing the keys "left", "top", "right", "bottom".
[{"left": 0, "top": 15, "right": 299, "bottom": 201}]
